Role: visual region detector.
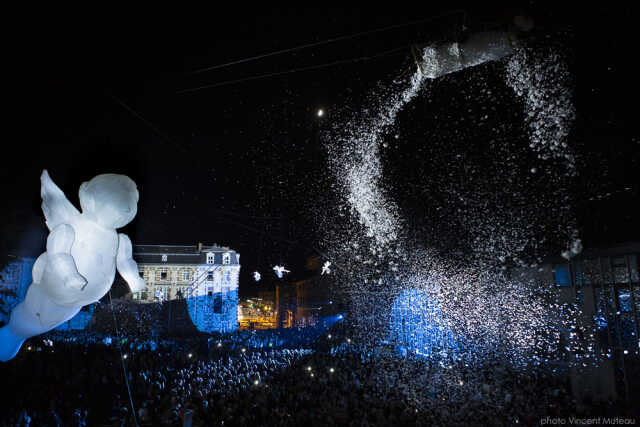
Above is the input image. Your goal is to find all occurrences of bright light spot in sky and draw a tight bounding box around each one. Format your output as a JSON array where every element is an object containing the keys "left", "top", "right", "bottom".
[{"left": 317, "top": 109, "right": 324, "bottom": 117}]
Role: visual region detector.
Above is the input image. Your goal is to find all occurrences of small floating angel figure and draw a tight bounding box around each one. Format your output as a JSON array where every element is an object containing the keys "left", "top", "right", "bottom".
[
  {"left": 272, "top": 265, "right": 290, "bottom": 279},
  {"left": 321, "top": 261, "right": 331, "bottom": 275},
  {"left": 253, "top": 271, "right": 261, "bottom": 282}
]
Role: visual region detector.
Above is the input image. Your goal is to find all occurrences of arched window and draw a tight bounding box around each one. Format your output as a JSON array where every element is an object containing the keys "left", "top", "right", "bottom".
[
  {"left": 222, "top": 253, "right": 231, "bottom": 265},
  {"left": 162, "top": 254, "right": 168, "bottom": 262}
]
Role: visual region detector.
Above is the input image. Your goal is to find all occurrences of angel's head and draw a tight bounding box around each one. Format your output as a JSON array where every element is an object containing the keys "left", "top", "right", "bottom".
[{"left": 79, "top": 174, "right": 139, "bottom": 229}]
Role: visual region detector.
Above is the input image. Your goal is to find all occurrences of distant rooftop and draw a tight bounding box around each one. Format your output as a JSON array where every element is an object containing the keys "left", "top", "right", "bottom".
[
  {"left": 133, "top": 243, "right": 240, "bottom": 265},
  {"left": 543, "top": 241, "right": 640, "bottom": 264},
  {"left": 134, "top": 243, "right": 236, "bottom": 254}
]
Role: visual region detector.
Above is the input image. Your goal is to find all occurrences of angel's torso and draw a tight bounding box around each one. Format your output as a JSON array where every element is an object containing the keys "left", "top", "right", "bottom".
[{"left": 67, "top": 217, "right": 119, "bottom": 302}]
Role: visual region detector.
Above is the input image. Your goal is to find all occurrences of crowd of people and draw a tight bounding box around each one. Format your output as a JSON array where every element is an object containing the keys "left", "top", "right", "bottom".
[{"left": 1, "top": 311, "right": 637, "bottom": 425}]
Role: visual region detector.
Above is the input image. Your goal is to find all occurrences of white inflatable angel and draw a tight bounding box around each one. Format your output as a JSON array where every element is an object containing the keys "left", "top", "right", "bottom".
[
  {"left": 253, "top": 271, "right": 261, "bottom": 282},
  {"left": 0, "top": 170, "right": 145, "bottom": 362},
  {"left": 272, "top": 265, "right": 290, "bottom": 279},
  {"left": 321, "top": 261, "right": 331, "bottom": 275}
]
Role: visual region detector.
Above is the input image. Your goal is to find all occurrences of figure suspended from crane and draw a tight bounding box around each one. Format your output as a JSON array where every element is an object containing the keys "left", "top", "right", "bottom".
[
  {"left": 411, "top": 13, "right": 535, "bottom": 79},
  {"left": 272, "top": 265, "right": 290, "bottom": 279}
]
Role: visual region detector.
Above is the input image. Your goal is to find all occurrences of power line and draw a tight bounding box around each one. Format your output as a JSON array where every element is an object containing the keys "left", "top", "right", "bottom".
[
  {"left": 177, "top": 46, "right": 406, "bottom": 94},
  {"left": 210, "top": 208, "right": 287, "bottom": 220},
  {"left": 189, "top": 10, "right": 465, "bottom": 74},
  {"left": 107, "top": 93, "right": 176, "bottom": 146}
]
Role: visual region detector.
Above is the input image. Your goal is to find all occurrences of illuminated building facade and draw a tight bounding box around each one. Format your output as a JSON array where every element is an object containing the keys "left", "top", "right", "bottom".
[
  {"left": 0, "top": 257, "right": 35, "bottom": 325},
  {"left": 132, "top": 243, "right": 240, "bottom": 333},
  {"left": 238, "top": 295, "right": 278, "bottom": 330}
]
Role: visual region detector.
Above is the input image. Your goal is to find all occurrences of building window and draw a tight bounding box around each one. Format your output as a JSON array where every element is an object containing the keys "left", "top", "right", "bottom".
[
  {"left": 553, "top": 265, "right": 571, "bottom": 287},
  {"left": 223, "top": 253, "right": 231, "bottom": 265},
  {"left": 207, "top": 253, "right": 215, "bottom": 264},
  {"left": 139, "top": 270, "right": 144, "bottom": 277},
  {"left": 161, "top": 269, "right": 168, "bottom": 280},
  {"left": 225, "top": 271, "right": 232, "bottom": 282},
  {"left": 182, "top": 270, "right": 190, "bottom": 281},
  {"left": 617, "top": 288, "right": 632, "bottom": 312},
  {"left": 162, "top": 254, "right": 168, "bottom": 262},
  {"left": 207, "top": 271, "right": 214, "bottom": 281},
  {"left": 214, "top": 295, "right": 223, "bottom": 313}
]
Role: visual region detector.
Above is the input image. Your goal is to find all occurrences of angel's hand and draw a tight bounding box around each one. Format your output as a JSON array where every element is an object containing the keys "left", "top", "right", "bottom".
[
  {"left": 43, "top": 224, "right": 87, "bottom": 304},
  {"left": 117, "top": 234, "right": 145, "bottom": 294},
  {"left": 128, "top": 275, "right": 146, "bottom": 293}
]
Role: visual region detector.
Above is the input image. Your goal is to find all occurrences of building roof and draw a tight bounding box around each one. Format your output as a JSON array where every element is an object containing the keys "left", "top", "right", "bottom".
[
  {"left": 133, "top": 244, "right": 240, "bottom": 265},
  {"left": 542, "top": 241, "right": 640, "bottom": 265}
]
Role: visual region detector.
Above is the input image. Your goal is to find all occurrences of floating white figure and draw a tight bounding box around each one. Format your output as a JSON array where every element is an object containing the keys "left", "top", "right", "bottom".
[
  {"left": 253, "top": 271, "right": 261, "bottom": 282},
  {"left": 321, "top": 261, "right": 331, "bottom": 275},
  {"left": 272, "top": 265, "right": 290, "bottom": 279},
  {"left": 0, "top": 170, "right": 144, "bottom": 362}
]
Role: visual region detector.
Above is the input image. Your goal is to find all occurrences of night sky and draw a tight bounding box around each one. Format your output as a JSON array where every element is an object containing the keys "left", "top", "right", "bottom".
[{"left": 2, "top": 4, "right": 639, "bottom": 292}]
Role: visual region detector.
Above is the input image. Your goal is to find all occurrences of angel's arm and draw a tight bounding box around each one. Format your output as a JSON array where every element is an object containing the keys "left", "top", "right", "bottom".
[
  {"left": 41, "top": 223, "right": 87, "bottom": 306},
  {"left": 116, "top": 233, "right": 146, "bottom": 293}
]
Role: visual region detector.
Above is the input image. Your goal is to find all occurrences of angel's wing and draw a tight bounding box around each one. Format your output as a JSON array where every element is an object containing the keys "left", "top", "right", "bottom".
[{"left": 40, "top": 169, "right": 81, "bottom": 231}]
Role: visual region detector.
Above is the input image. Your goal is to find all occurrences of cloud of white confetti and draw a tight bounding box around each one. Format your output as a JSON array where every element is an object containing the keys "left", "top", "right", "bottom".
[{"left": 319, "top": 40, "right": 597, "bottom": 372}]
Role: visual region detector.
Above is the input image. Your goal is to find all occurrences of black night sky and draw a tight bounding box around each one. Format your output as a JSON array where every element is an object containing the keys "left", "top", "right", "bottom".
[{"left": 2, "top": 4, "right": 639, "bottom": 292}]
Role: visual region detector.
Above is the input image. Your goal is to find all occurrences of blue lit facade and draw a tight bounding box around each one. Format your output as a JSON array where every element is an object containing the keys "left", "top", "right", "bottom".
[
  {"left": 187, "top": 290, "right": 238, "bottom": 333},
  {"left": 388, "top": 288, "right": 458, "bottom": 358},
  {"left": 133, "top": 243, "right": 240, "bottom": 334},
  {"left": 0, "top": 257, "right": 35, "bottom": 325}
]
